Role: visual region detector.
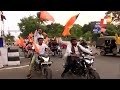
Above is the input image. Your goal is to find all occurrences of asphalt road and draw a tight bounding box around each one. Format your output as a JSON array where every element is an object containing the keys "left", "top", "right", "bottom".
[{"left": 0, "top": 47, "right": 120, "bottom": 79}]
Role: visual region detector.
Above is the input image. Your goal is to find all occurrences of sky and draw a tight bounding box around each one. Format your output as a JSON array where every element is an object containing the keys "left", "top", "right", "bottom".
[{"left": 0, "top": 11, "right": 107, "bottom": 39}]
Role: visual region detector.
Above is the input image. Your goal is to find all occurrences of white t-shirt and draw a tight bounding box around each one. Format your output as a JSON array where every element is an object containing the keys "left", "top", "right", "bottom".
[{"left": 36, "top": 43, "right": 48, "bottom": 55}]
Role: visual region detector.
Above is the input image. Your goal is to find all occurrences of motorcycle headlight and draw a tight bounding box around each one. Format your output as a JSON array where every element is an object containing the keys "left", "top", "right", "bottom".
[{"left": 85, "top": 59, "right": 94, "bottom": 64}]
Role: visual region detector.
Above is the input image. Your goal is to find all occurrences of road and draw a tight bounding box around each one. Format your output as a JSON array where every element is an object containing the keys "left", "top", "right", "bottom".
[{"left": 0, "top": 47, "right": 120, "bottom": 79}]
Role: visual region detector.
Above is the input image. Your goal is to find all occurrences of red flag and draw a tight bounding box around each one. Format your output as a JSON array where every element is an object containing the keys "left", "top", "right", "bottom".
[
  {"left": 40, "top": 11, "right": 55, "bottom": 22},
  {"left": 62, "top": 13, "right": 80, "bottom": 36},
  {"left": 100, "top": 19, "right": 107, "bottom": 27},
  {"left": 100, "top": 15, "right": 112, "bottom": 27}
]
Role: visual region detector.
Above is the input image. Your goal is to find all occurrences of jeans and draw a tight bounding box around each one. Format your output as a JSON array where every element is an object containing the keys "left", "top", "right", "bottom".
[
  {"left": 117, "top": 44, "right": 120, "bottom": 52},
  {"left": 62, "top": 56, "right": 77, "bottom": 74},
  {"left": 28, "top": 53, "right": 38, "bottom": 74}
]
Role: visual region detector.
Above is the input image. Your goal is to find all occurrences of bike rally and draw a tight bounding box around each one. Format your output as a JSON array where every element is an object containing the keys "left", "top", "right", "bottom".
[{"left": 0, "top": 11, "right": 120, "bottom": 79}]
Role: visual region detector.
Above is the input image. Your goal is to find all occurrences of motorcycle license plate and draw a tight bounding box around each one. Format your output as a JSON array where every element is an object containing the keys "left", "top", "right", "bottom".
[{"left": 41, "top": 61, "right": 52, "bottom": 65}]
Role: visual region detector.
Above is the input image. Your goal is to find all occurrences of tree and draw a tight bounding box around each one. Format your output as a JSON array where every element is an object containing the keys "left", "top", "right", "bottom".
[
  {"left": 82, "top": 21, "right": 96, "bottom": 34},
  {"left": 106, "top": 24, "right": 118, "bottom": 35},
  {"left": 70, "top": 24, "right": 83, "bottom": 39},
  {"left": 46, "top": 23, "right": 64, "bottom": 38},
  {"left": 18, "top": 15, "right": 47, "bottom": 38},
  {"left": 4, "top": 32, "right": 15, "bottom": 43}
]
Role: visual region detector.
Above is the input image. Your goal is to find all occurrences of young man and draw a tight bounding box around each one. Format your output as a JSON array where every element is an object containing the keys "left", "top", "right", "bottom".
[
  {"left": 25, "top": 41, "right": 33, "bottom": 58},
  {"left": 61, "top": 37, "right": 94, "bottom": 78},
  {"left": 34, "top": 29, "right": 47, "bottom": 44},
  {"left": 26, "top": 37, "right": 49, "bottom": 79}
]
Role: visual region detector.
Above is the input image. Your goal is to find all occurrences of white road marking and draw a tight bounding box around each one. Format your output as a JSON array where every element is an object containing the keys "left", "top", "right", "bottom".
[{"left": 0, "top": 65, "right": 29, "bottom": 71}]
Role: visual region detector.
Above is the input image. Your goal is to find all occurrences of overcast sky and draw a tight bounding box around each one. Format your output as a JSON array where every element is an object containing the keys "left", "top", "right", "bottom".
[{"left": 0, "top": 11, "right": 107, "bottom": 39}]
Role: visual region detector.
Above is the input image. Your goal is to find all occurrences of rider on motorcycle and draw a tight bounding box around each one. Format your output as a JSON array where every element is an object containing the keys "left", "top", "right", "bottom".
[
  {"left": 25, "top": 41, "right": 33, "bottom": 58},
  {"left": 49, "top": 39, "right": 59, "bottom": 55},
  {"left": 26, "top": 37, "right": 50, "bottom": 78},
  {"left": 61, "top": 37, "right": 94, "bottom": 78},
  {"left": 34, "top": 29, "right": 47, "bottom": 44}
]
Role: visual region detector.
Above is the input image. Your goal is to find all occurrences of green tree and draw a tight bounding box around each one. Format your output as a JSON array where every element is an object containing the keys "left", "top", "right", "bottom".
[
  {"left": 81, "top": 21, "right": 98, "bottom": 41},
  {"left": 18, "top": 15, "right": 47, "bottom": 38},
  {"left": 4, "top": 32, "right": 15, "bottom": 42},
  {"left": 46, "top": 23, "right": 64, "bottom": 38},
  {"left": 106, "top": 24, "right": 118, "bottom": 35},
  {"left": 82, "top": 31, "right": 92, "bottom": 41},
  {"left": 70, "top": 24, "right": 83, "bottom": 39}
]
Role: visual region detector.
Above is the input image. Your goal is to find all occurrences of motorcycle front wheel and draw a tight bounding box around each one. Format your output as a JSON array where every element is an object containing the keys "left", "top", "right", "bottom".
[
  {"left": 44, "top": 67, "right": 52, "bottom": 79},
  {"left": 86, "top": 70, "right": 100, "bottom": 79}
]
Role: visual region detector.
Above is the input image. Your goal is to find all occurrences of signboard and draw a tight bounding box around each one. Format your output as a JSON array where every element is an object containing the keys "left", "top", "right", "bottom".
[{"left": 93, "top": 22, "right": 101, "bottom": 34}]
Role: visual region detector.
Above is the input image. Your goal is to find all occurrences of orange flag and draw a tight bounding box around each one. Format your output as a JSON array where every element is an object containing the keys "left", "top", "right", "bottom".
[
  {"left": 15, "top": 39, "right": 20, "bottom": 46},
  {"left": 33, "top": 42, "right": 39, "bottom": 53},
  {"left": 62, "top": 13, "right": 80, "bottom": 36},
  {"left": 28, "top": 32, "right": 34, "bottom": 42},
  {"left": 29, "top": 32, "right": 33, "bottom": 38},
  {"left": 20, "top": 36, "right": 26, "bottom": 48},
  {"left": 40, "top": 11, "right": 55, "bottom": 22}
]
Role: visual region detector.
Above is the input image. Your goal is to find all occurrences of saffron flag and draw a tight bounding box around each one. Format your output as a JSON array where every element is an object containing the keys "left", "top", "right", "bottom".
[
  {"left": 33, "top": 42, "right": 39, "bottom": 53},
  {"left": 28, "top": 32, "right": 34, "bottom": 42},
  {"left": 15, "top": 39, "right": 20, "bottom": 46},
  {"left": 20, "top": 36, "right": 26, "bottom": 48},
  {"left": 29, "top": 32, "right": 33, "bottom": 38},
  {"left": 40, "top": 11, "right": 55, "bottom": 22},
  {"left": 62, "top": 13, "right": 80, "bottom": 36}
]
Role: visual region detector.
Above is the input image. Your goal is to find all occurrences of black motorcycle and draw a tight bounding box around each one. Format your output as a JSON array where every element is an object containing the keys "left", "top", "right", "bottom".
[
  {"left": 51, "top": 45, "right": 63, "bottom": 58},
  {"left": 65, "top": 54, "right": 100, "bottom": 79}
]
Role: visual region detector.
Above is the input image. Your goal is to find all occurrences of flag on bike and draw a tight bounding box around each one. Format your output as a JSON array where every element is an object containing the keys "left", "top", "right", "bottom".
[
  {"left": 33, "top": 42, "right": 39, "bottom": 54},
  {"left": 20, "top": 36, "right": 26, "bottom": 48},
  {"left": 62, "top": 13, "right": 80, "bottom": 36},
  {"left": 40, "top": 11, "right": 55, "bottom": 22},
  {"left": 15, "top": 39, "right": 20, "bottom": 46}
]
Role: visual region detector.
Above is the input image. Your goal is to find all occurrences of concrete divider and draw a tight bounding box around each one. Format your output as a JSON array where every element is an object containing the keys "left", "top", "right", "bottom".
[{"left": 7, "top": 46, "right": 20, "bottom": 66}]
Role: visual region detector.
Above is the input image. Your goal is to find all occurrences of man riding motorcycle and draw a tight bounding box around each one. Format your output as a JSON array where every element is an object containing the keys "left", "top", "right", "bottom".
[
  {"left": 61, "top": 37, "right": 94, "bottom": 78},
  {"left": 34, "top": 29, "right": 47, "bottom": 44},
  {"left": 48, "top": 39, "right": 59, "bottom": 56},
  {"left": 27, "top": 37, "right": 50, "bottom": 79},
  {"left": 25, "top": 41, "right": 33, "bottom": 58}
]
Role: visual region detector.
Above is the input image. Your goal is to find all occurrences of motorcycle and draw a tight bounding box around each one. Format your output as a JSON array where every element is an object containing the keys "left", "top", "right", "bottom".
[
  {"left": 57, "top": 45, "right": 63, "bottom": 58},
  {"left": 51, "top": 45, "right": 63, "bottom": 58},
  {"left": 34, "top": 54, "right": 53, "bottom": 79},
  {"left": 24, "top": 49, "right": 34, "bottom": 59},
  {"left": 64, "top": 54, "right": 100, "bottom": 79}
]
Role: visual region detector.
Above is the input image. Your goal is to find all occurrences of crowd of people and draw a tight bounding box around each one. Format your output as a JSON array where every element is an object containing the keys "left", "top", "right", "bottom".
[{"left": 17, "top": 28, "right": 97, "bottom": 79}]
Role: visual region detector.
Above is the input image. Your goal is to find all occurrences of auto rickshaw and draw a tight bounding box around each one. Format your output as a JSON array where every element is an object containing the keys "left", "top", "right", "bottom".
[{"left": 96, "top": 36, "right": 119, "bottom": 56}]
